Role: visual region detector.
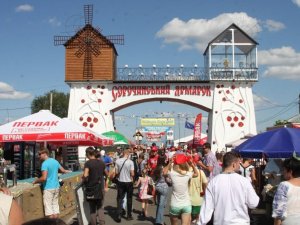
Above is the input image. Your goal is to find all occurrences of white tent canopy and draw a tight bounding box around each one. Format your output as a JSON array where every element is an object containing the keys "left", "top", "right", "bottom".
[
  {"left": 0, "top": 110, "right": 113, "bottom": 146},
  {"left": 174, "top": 134, "right": 207, "bottom": 147}
]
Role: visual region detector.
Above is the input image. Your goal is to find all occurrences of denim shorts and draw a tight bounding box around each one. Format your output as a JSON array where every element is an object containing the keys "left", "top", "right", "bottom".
[{"left": 169, "top": 205, "right": 192, "bottom": 216}]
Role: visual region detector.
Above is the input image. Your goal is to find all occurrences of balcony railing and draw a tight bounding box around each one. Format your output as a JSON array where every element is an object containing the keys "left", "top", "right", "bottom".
[{"left": 116, "top": 66, "right": 258, "bottom": 82}]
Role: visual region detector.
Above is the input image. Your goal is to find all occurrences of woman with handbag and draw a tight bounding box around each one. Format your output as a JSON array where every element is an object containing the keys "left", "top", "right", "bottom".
[
  {"left": 135, "top": 168, "right": 155, "bottom": 218},
  {"left": 83, "top": 147, "right": 108, "bottom": 225}
]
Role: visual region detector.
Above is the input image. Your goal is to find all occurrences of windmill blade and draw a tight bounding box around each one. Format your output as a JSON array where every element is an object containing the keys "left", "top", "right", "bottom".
[
  {"left": 74, "top": 44, "right": 86, "bottom": 58},
  {"left": 90, "top": 42, "right": 101, "bottom": 56},
  {"left": 84, "top": 5, "right": 93, "bottom": 25},
  {"left": 54, "top": 36, "right": 72, "bottom": 46},
  {"left": 105, "top": 35, "right": 124, "bottom": 45},
  {"left": 83, "top": 49, "right": 93, "bottom": 79}
]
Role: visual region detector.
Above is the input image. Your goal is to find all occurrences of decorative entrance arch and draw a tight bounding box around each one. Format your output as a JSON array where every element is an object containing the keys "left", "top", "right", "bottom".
[
  {"left": 67, "top": 80, "right": 256, "bottom": 152},
  {"left": 55, "top": 5, "right": 258, "bottom": 151}
]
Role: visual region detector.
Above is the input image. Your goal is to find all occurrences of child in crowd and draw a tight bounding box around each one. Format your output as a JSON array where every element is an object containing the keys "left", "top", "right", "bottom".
[{"left": 135, "top": 168, "right": 155, "bottom": 218}]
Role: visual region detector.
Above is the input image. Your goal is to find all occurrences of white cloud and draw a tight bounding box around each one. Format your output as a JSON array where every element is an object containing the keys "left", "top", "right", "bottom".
[
  {"left": 259, "top": 46, "right": 300, "bottom": 80},
  {"left": 156, "top": 12, "right": 262, "bottom": 52},
  {"left": 0, "top": 82, "right": 32, "bottom": 99},
  {"left": 156, "top": 12, "right": 285, "bottom": 53},
  {"left": 15, "top": 4, "right": 34, "bottom": 13},
  {"left": 49, "top": 17, "right": 61, "bottom": 27},
  {"left": 292, "top": 0, "right": 300, "bottom": 7},
  {"left": 263, "top": 19, "right": 285, "bottom": 31}
]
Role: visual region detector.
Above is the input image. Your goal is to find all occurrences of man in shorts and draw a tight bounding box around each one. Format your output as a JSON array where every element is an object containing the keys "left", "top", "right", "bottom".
[{"left": 33, "top": 147, "right": 70, "bottom": 218}]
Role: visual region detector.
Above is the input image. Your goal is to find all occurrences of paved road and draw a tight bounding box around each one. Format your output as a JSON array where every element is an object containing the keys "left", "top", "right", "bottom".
[
  {"left": 68, "top": 185, "right": 172, "bottom": 225},
  {"left": 67, "top": 186, "right": 273, "bottom": 225}
]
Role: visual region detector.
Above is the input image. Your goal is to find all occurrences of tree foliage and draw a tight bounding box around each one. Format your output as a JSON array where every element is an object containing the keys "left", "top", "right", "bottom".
[
  {"left": 274, "top": 120, "right": 289, "bottom": 126},
  {"left": 31, "top": 90, "right": 69, "bottom": 118}
]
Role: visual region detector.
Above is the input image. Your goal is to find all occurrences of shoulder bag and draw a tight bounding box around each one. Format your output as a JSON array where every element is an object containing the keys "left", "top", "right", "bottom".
[{"left": 112, "top": 159, "right": 127, "bottom": 184}]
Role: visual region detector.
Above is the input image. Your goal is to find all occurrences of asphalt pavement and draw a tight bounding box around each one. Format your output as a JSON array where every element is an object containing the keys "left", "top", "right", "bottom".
[
  {"left": 66, "top": 185, "right": 273, "bottom": 225},
  {"left": 67, "top": 185, "right": 172, "bottom": 225}
]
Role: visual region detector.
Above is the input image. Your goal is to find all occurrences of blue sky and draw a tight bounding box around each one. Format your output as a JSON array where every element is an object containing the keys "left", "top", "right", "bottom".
[{"left": 1, "top": 0, "right": 300, "bottom": 142}]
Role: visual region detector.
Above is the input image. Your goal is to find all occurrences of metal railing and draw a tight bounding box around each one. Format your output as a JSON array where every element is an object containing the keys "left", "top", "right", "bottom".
[{"left": 116, "top": 66, "right": 258, "bottom": 82}]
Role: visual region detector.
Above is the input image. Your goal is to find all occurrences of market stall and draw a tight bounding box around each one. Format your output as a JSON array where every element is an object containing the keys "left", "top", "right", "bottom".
[
  {"left": 0, "top": 110, "right": 113, "bottom": 222},
  {"left": 234, "top": 127, "right": 300, "bottom": 221},
  {"left": 0, "top": 110, "right": 113, "bottom": 180}
]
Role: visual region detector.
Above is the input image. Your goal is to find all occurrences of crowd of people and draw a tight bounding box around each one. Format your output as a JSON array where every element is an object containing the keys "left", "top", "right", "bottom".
[{"left": 2, "top": 142, "right": 300, "bottom": 225}]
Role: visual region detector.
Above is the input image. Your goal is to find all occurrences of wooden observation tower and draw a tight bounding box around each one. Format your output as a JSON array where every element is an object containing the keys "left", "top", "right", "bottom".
[{"left": 54, "top": 5, "right": 124, "bottom": 82}]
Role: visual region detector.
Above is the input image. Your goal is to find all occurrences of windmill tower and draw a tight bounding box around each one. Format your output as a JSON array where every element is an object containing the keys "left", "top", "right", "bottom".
[
  {"left": 54, "top": 5, "right": 124, "bottom": 81},
  {"left": 54, "top": 5, "right": 124, "bottom": 134}
]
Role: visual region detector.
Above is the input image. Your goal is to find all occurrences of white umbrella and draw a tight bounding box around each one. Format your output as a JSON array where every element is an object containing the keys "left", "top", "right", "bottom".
[
  {"left": 113, "top": 140, "right": 128, "bottom": 145},
  {"left": 0, "top": 110, "right": 113, "bottom": 146}
]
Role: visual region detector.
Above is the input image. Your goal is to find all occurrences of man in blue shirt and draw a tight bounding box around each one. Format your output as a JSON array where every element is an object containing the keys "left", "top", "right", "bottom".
[
  {"left": 33, "top": 148, "right": 70, "bottom": 218},
  {"left": 100, "top": 150, "right": 113, "bottom": 191}
]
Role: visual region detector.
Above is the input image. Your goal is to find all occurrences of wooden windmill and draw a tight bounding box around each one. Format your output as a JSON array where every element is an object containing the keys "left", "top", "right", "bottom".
[{"left": 54, "top": 5, "right": 124, "bottom": 81}]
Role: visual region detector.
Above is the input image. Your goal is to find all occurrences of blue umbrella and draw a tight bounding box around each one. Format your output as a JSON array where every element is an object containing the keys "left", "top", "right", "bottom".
[{"left": 234, "top": 127, "right": 300, "bottom": 158}]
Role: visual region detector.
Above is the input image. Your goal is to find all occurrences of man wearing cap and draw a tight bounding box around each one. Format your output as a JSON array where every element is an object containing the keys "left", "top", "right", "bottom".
[
  {"left": 147, "top": 146, "right": 159, "bottom": 175},
  {"left": 199, "top": 152, "right": 259, "bottom": 225}
]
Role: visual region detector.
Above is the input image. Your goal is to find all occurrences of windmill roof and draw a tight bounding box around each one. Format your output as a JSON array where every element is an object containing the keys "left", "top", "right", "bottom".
[{"left": 64, "top": 24, "right": 118, "bottom": 55}]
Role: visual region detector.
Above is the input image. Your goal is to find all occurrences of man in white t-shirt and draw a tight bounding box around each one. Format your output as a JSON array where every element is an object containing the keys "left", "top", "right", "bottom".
[
  {"left": 114, "top": 148, "right": 134, "bottom": 222},
  {"left": 199, "top": 152, "right": 259, "bottom": 225}
]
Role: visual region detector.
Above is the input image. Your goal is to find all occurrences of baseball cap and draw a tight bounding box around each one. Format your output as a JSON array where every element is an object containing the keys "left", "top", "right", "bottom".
[
  {"left": 151, "top": 146, "right": 158, "bottom": 151},
  {"left": 174, "top": 154, "right": 188, "bottom": 165},
  {"left": 100, "top": 150, "right": 105, "bottom": 156}
]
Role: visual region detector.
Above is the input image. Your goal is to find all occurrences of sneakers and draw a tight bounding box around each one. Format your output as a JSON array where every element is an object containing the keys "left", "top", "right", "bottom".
[
  {"left": 115, "top": 216, "right": 121, "bottom": 223},
  {"left": 126, "top": 215, "right": 133, "bottom": 221}
]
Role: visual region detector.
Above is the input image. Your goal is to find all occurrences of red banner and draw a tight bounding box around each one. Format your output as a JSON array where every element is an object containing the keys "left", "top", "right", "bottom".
[{"left": 193, "top": 113, "right": 202, "bottom": 146}]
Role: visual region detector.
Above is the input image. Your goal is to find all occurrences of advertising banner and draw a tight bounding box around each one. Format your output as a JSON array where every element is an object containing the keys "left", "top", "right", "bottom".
[
  {"left": 193, "top": 113, "right": 202, "bottom": 146},
  {"left": 140, "top": 118, "right": 175, "bottom": 126},
  {"left": 141, "top": 126, "right": 171, "bottom": 132},
  {"left": 146, "top": 131, "right": 164, "bottom": 142}
]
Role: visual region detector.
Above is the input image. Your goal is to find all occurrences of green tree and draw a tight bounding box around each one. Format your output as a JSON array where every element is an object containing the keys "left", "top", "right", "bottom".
[
  {"left": 274, "top": 119, "right": 289, "bottom": 126},
  {"left": 31, "top": 90, "right": 69, "bottom": 118}
]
